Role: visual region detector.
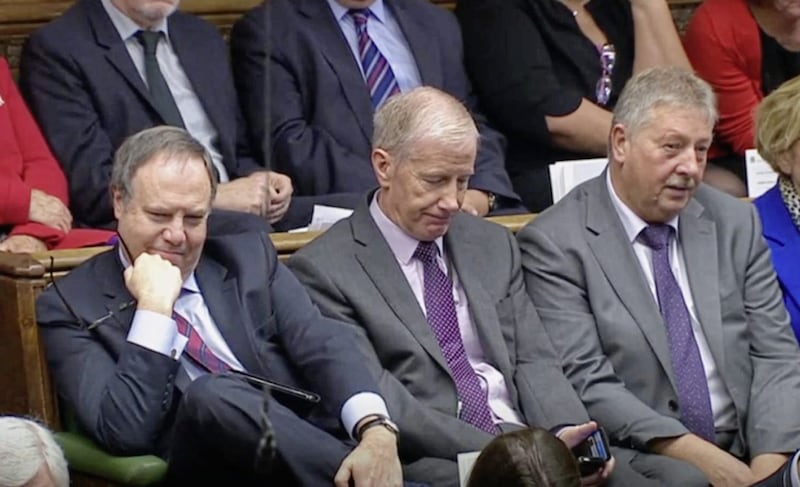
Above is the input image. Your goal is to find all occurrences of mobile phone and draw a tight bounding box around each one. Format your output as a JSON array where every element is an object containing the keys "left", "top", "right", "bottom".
[{"left": 571, "top": 427, "right": 611, "bottom": 476}]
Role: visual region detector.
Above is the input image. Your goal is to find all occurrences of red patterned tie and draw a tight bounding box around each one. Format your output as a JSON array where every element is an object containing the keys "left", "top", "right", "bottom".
[{"left": 173, "top": 311, "right": 231, "bottom": 374}]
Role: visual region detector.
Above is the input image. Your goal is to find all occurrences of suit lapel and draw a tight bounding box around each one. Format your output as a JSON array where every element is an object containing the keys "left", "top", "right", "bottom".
[
  {"left": 88, "top": 0, "right": 153, "bottom": 107},
  {"left": 350, "top": 202, "right": 450, "bottom": 372},
  {"left": 388, "top": 0, "right": 443, "bottom": 86},
  {"left": 445, "top": 218, "right": 514, "bottom": 378},
  {"left": 169, "top": 13, "right": 227, "bottom": 137},
  {"left": 194, "top": 256, "right": 264, "bottom": 376},
  {"left": 679, "top": 200, "right": 726, "bottom": 373},
  {"left": 99, "top": 250, "right": 137, "bottom": 331},
  {"left": 297, "top": 0, "right": 373, "bottom": 143},
  {"left": 584, "top": 177, "right": 679, "bottom": 391}
]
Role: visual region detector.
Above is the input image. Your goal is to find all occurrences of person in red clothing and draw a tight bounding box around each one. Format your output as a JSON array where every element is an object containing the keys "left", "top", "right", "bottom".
[
  {"left": 0, "top": 57, "right": 112, "bottom": 253},
  {"left": 684, "top": 0, "right": 800, "bottom": 193}
]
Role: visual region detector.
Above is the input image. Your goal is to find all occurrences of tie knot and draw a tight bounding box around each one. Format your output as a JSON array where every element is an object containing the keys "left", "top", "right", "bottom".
[
  {"left": 413, "top": 241, "right": 439, "bottom": 264},
  {"left": 638, "top": 224, "right": 673, "bottom": 250},
  {"left": 349, "top": 9, "right": 369, "bottom": 26},
  {"left": 135, "top": 30, "right": 162, "bottom": 55}
]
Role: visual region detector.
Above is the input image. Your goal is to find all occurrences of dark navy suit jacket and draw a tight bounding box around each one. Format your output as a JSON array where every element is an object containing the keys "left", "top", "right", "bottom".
[
  {"left": 230, "top": 0, "right": 521, "bottom": 222},
  {"left": 36, "top": 211, "right": 380, "bottom": 477},
  {"left": 19, "top": 0, "right": 261, "bottom": 228},
  {"left": 754, "top": 184, "right": 800, "bottom": 343}
]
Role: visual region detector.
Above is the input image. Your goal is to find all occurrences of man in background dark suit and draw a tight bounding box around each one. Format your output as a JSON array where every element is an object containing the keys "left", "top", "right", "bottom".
[
  {"left": 36, "top": 126, "right": 403, "bottom": 485},
  {"left": 20, "top": 0, "right": 293, "bottom": 229},
  {"left": 230, "top": 0, "right": 521, "bottom": 228}
]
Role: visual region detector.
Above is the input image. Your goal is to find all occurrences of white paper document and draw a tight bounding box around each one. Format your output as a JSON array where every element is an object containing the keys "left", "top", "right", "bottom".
[
  {"left": 307, "top": 205, "right": 353, "bottom": 232},
  {"left": 549, "top": 158, "right": 608, "bottom": 203},
  {"left": 457, "top": 450, "right": 482, "bottom": 487},
  {"left": 745, "top": 149, "right": 778, "bottom": 198}
]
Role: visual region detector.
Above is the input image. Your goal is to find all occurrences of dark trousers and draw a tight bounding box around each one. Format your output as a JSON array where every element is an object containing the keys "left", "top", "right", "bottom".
[{"left": 163, "top": 374, "right": 351, "bottom": 485}]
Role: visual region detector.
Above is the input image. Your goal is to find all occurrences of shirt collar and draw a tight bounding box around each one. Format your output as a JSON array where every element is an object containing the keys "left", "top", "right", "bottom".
[
  {"left": 117, "top": 246, "right": 199, "bottom": 293},
  {"left": 369, "top": 191, "right": 444, "bottom": 265},
  {"left": 101, "top": 0, "right": 170, "bottom": 43},
  {"left": 605, "top": 170, "right": 679, "bottom": 244},
  {"left": 326, "top": 0, "right": 387, "bottom": 24}
]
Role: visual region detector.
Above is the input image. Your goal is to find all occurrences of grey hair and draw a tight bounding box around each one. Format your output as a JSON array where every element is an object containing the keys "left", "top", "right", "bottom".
[
  {"left": 0, "top": 417, "right": 69, "bottom": 487},
  {"left": 612, "top": 66, "right": 718, "bottom": 138},
  {"left": 372, "top": 86, "right": 479, "bottom": 162},
  {"left": 110, "top": 126, "right": 218, "bottom": 202}
]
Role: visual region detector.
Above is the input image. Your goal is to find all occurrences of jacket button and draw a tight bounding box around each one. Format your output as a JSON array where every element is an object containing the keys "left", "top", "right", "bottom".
[{"left": 668, "top": 399, "right": 679, "bottom": 412}]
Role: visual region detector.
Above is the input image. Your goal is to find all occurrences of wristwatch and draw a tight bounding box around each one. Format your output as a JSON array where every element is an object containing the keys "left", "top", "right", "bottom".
[
  {"left": 356, "top": 415, "right": 400, "bottom": 442},
  {"left": 486, "top": 191, "right": 497, "bottom": 212}
]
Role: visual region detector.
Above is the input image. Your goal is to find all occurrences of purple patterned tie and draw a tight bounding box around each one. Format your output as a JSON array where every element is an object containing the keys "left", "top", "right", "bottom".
[
  {"left": 639, "top": 225, "right": 715, "bottom": 442},
  {"left": 173, "top": 311, "right": 231, "bottom": 374},
  {"left": 349, "top": 9, "right": 401, "bottom": 109},
  {"left": 414, "top": 241, "right": 497, "bottom": 434}
]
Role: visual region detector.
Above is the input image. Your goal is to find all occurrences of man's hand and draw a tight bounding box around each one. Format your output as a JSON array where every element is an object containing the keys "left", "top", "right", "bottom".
[
  {"left": 29, "top": 189, "right": 72, "bottom": 232},
  {"left": 265, "top": 171, "right": 293, "bottom": 224},
  {"left": 751, "top": 453, "right": 791, "bottom": 482},
  {"left": 557, "top": 421, "right": 614, "bottom": 486},
  {"left": 334, "top": 426, "right": 402, "bottom": 487},
  {"left": 461, "top": 189, "right": 490, "bottom": 216},
  {"left": 0, "top": 235, "right": 48, "bottom": 253},
  {"left": 214, "top": 172, "right": 271, "bottom": 216},
  {"left": 214, "top": 171, "right": 294, "bottom": 223},
  {"left": 123, "top": 253, "right": 182, "bottom": 316},
  {"left": 650, "top": 434, "right": 756, "bottom": 487}
]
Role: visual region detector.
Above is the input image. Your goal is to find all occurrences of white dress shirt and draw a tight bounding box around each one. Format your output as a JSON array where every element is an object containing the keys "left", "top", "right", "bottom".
[
  {"left": 121, "top": 248, "right": 389, "bottom": 439},
  {"left": 100, "top": 0, "right": 229, "bottom": 182},
  {"left": 606, "top": 172, "right": 736, "bottom": 430}
]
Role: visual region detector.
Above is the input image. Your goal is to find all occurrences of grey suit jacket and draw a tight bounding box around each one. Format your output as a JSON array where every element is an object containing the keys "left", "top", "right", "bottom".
[
  {"left": 288, "top": 197, "right": 589, "bottom": 462},
  {"left": 517, "top": 175, "right": 800, "bottom": 458}
]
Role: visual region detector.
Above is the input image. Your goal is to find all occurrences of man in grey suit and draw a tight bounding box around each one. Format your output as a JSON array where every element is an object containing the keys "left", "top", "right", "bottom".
[
  {"left": 518, "top": 67, "right": 800, "bottom": 486},
  {"left": 288, "top": 87, "right": 628, "bottom": 487}
]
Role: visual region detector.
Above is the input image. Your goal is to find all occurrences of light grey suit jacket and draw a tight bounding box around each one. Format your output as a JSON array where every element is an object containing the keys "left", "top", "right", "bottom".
[
  {"left": 288, "top": 198, "right": 589, "bottom": 463},
  {"left": 517, "top": 175, "right": 800, "bottom": 458}
]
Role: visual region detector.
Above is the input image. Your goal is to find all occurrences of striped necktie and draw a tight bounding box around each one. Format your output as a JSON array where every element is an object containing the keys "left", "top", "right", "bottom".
[
  {"left": 173, "top": 311, "right": 231, "bottom": 374},
  {"left": 349, "top": 9, "right": 401, "bottom": 109}
]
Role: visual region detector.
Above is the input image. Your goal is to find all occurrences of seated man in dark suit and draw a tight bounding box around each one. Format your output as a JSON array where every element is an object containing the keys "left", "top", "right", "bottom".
[
  {"left": 19, "top": 0, "right": 294, "bottom": 229},
  {"left": 287, "top": 87, "right": 655, "bottom": 487},
  {"left": 518, "top": 67, "right": 800, "bottom": 486},
  {"left": 230, "top": 0, "right": 522, "bottom": 228},
  {"left": 36, "top": 126, "right": 404, "bottom": 485}
]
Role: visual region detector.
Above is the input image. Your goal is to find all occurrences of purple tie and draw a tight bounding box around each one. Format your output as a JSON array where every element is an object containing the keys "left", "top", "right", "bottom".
[
  {"left": 414, "top": 241, "right": 497, "bottom": 434},
  {"left": 639, "top": 225, "right": 715, "bottom": 442},
  {"left": 349, "top": 9, "right": 401, "bottom": 109}
]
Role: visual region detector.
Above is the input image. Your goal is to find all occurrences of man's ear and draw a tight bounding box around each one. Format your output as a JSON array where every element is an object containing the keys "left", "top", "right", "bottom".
[
  {"left": 372, "top": 148, "right": 393, "bottom": 189},
  {"left": 111, "top": 186, "right": 125, "bottom": 220},
  {"left": 609, "top": 124, "right": 629, "bottom": 165}
]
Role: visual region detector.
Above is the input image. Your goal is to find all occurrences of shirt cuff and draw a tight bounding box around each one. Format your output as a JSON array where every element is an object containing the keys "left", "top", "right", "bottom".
[
  {"left": 340, "top": 392, "right": 390, "bottom": 441},
  {"left": 126, "top": 310, "right": 187, "bottom": 359}
]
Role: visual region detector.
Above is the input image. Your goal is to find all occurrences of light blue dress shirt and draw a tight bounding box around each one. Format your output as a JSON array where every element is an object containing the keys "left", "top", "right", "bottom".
[{"left": 326, "top": 0, "right": 422, "bottom": 92}]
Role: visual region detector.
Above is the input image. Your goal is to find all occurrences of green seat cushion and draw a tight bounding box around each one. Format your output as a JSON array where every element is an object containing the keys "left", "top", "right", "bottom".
[{"left": 55, "top": 432, "right": 167, "bottom": 486}]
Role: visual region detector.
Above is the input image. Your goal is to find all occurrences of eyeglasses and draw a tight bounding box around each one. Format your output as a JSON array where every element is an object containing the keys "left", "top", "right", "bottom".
[{"left": 596, "top": 43, "right": 616, "bottom": 107}]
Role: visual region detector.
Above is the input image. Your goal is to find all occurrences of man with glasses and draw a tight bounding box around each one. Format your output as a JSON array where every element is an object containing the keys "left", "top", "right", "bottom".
[{"left": 518, "top": 67, "right": 800, "bottom": 486}]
